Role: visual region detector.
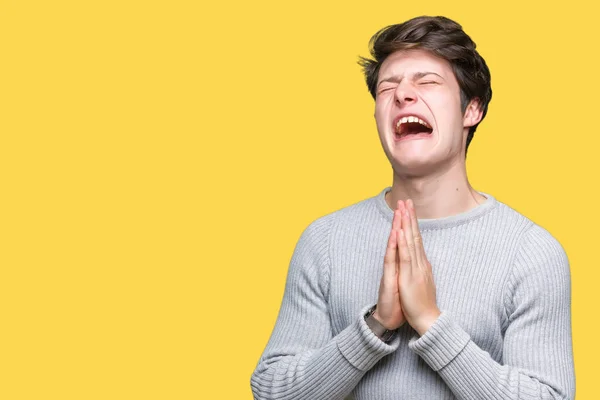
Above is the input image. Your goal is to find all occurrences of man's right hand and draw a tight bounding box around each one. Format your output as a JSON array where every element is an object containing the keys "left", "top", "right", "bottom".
[{"left": 373, "top": 200, "right": 406, "bottom": 330}]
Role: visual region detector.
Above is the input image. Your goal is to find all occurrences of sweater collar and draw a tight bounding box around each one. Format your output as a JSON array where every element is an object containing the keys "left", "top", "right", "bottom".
[{"left": 374, "top": 186, "right": 498, "bottom": 231}]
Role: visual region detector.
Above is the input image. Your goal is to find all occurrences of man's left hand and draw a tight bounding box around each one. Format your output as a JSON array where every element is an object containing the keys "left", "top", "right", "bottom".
[{"left": 397, "top": 199, "right": 441, "bottom": 336}]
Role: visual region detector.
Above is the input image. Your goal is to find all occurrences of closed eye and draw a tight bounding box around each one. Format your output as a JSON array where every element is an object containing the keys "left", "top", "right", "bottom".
[{"left": 378, "top": 87, "right": 395, "bottom": 94}]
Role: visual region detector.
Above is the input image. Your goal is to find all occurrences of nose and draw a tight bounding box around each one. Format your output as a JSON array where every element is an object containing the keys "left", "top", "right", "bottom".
[{"left": 394, "top": 80, "right": 417, "bottom": 107}]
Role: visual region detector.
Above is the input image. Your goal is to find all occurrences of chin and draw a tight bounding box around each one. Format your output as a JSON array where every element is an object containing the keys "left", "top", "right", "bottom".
[{"left": 389, "top": 153, "right": 444, "bottom": 177}]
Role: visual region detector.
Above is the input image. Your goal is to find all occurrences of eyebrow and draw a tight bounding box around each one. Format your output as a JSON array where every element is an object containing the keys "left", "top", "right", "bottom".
[{"left": 377, "top": 71, "right": 444, "bottom": 88}]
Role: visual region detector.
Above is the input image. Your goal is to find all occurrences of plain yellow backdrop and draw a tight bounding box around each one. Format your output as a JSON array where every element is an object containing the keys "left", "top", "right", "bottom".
[{"left": 1, "top": 0, "right": 597, "bottom": 398}]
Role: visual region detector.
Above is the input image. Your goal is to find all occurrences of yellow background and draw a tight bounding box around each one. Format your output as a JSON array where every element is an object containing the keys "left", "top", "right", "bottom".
[{"left": 1, "top": 0, "right": 596, "bottom": 398}]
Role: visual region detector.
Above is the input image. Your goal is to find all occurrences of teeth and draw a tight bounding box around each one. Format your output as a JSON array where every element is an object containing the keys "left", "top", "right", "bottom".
[{"left": 395, "top": 116, "right": 431, "bottom": 129}]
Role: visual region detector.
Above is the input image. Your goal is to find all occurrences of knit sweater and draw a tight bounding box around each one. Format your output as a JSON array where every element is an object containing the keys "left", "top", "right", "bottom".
[{"left": 250, "top": 187, "right": 575, "bottom": 400}]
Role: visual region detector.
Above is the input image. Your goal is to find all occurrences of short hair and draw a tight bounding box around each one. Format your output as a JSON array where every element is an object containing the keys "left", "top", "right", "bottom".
[{"left": 358, "top": 16, "right": 492, "bottom": 154}]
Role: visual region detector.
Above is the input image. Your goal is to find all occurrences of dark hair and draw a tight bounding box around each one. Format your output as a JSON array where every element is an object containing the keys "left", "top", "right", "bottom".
[{"left": 358, "top": 16, "right": 492, "bottom": 154}]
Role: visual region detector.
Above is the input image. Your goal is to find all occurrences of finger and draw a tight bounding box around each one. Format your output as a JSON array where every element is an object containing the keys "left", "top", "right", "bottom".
[
  {"left": 387, "top": 205, "right": 402, "bottom": 253},
  {"left": 395, "top": 200, "right": 405, "bottom": 261},
  {"left": 398, "top": 228, "right": 412, "bottom": 278},
  {"left": 383, "top": 213, "right": 400, "bottom": 281},
  {"left": 407, "top": 199, "right": 425, "bottom": 267},
  {"left": 401, "top": 206, "right": 419, "bottom": 274},
  {"left": 394, "top": 206, "right": 402, "bottom": 272},
  {"left": 393, "top": 200, "right": 402, "bottom": 231}
]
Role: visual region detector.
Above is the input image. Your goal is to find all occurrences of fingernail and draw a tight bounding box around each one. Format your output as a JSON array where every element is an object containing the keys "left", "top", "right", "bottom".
[{"left": 407, "top": 199, "right": 413, "bottom": 209}]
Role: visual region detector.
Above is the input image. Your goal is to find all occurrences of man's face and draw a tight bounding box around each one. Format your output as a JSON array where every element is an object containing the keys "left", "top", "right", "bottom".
[{"left": 374, "top": 49, "right": 481, "bottom": 176}]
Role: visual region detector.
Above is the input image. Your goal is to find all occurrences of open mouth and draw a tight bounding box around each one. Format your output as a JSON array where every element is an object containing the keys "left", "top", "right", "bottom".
[{"left": 394, "top": 116, "right": 433, "bottom": 139}]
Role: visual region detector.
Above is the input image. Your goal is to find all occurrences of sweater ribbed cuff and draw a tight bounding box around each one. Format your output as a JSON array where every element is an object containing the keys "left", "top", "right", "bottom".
[
  {"left": 408, "top": 312, "right": 471, "bottom": 371},
  {"left": 336, "top": 305, "right": 400, "bottom": 371}
]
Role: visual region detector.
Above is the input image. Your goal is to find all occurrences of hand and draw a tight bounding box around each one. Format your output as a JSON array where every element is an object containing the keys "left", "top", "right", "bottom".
[
  {"left": 373, "top": 201, "right": 406, "bottom": 330},
  {"left": 397, "top": 199, "right": 441, "bottom": 336}
]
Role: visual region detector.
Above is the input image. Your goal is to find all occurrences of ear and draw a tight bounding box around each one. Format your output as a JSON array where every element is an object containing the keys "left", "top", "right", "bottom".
[{"left": 463, "top": 98, "right": 483, "bottom": 128}]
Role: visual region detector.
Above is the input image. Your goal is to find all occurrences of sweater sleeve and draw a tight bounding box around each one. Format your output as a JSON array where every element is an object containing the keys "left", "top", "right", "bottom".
[
  {"left": 250, "top": 216, "right": 400, "bottom": 400},
  {"left": 408, "top": 224, "right": 576, "bottom": 399}
]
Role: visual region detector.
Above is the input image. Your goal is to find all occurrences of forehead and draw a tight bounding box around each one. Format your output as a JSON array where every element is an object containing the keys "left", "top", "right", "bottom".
[{"left": 378, "top": 49, "right": 454, "bottom": 82}]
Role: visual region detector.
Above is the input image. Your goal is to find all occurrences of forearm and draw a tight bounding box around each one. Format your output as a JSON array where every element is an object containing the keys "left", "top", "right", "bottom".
[
  {"left": 437, "top": 341, "right": 571, "bottom": 399},
  {"left": 251, "top": 342, "right": 363, "bottom": 400},
  {"left": 409, "top": 313, "right": 575, "bottom": 400},
  {"left": 251, "top": 309, "right": 400, "bottom": 400}
]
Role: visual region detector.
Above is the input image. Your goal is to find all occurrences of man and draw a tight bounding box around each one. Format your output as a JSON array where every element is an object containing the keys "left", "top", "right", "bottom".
[{"left": 251, "top": 16, "right": 575, "bottom": 400}]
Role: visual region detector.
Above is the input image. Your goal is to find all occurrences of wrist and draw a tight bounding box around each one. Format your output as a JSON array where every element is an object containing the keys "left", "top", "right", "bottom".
[
  {"left": 413, "top": 309, "right": 441, "bottom": 336},
  {"left": 364, "top": 305, "right": 397, "bottom": 343},
  {"left": 372, "top": 309, "right": 388, "bottom": 327}
]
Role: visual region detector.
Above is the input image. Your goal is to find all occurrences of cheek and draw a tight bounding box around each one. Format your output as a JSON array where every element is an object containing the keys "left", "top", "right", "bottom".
[
  {"left": 374, "top": 103, "right": 389, "bottom": 129},
  {"left": 427, "top": 96, "right": 462, "bottom": 126},
  {"left": 374, "top": 97, "right": 388, "bottom": 112}
]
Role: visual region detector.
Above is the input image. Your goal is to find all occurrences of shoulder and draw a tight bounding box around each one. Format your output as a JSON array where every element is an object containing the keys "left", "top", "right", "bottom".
[
  {"left": 515, "top": 222, "right": 570, "bottom": 277},
  {"left": 293, "top": 189, "right": 385, "bottom": 263},
  {"left": 289, "top": 191, "right": 383, "bottom": 295},
  {"left": 499, "top": 205, "right": 571, "bottom": 302},
  {"left": 493, "top": 207, "right": 572, "bottom": 319},
  {"left": 488, "top": 197, "right": 568, "bottom": 260},
  {"left": 486, "top": 195, "right": 570, "bottom": 286},
  {"left": 486, "top": 196, "right": 534, "bottom": 231},
  {"left": 491, "top": 196, "right": 569, "bottom": 270},
  {"left": 299, "top": 189, "right": 386, "bottom": 241}
]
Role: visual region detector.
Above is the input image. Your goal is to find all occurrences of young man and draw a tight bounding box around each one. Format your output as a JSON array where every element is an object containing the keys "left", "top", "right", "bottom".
[{"left": 251, "top": 16, "right": 575, "bottom": 400}]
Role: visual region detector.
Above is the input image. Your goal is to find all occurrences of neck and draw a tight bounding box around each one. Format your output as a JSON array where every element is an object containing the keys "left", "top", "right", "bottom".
[{"left": 385, "top": 158, "right": 487, "bottom": 219}]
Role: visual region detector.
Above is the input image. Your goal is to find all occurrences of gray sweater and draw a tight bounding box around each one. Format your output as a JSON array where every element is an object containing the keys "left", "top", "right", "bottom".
[{"left": 251, "top": 187, "right": 575, "bottom": 399}]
